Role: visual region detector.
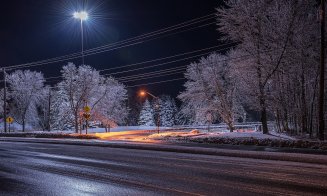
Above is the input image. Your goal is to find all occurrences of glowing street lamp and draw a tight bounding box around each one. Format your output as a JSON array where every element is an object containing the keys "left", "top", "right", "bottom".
[
  {"left": 73, "top": 11, "right": 88, "bottom": 65},
  {"left": 139, "top": 90, "right": 157, "bottom": 99},
  {"left": 139, "top": 91, "right": 146, "bottom": 97},
  {"left": 73, "top": 11, "right": 88, "bottom": 21},
  {"left": 139, "top": 90, "right": 160, "bottom": 134}
]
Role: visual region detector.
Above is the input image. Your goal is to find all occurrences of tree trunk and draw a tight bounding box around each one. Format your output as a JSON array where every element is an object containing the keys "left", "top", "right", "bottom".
[
  {"left": 22, "top": 118, "right": 25, "bottom": 132},
  {"left": 276, "top": 110, "right": 282, "bottom": 133},
  {"left": 259, "top": 86, "right": 269, "bottom": 134},
  {"left": 261, "top": 106, "right": 269, "bottom": 134},
  {"left": 74, "top": 111, "right": 79, "bottom": 133},
  {"left": 227, "top": 121, "right": 234, "bottom": 133},
  {"left": 257, "top": 63, "right": 269, "bottom": 134},
  {"left": 300, "top": 67, "right": 308, "bottom": 134}
]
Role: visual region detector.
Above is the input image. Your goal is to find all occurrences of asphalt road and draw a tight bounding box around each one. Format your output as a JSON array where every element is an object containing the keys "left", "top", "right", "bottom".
[{"left": 0, "top": 141, "right": 326, "bottom": 196}]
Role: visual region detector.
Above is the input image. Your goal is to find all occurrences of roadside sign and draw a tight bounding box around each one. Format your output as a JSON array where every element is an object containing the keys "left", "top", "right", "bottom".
[
  {"left": 6, "top": 116, "right": 14, "bottom": 124},
  {"left": 83, "top": 106, "right": 91, "bottom": 113},
  {"left": 83, "top": 113, "right": 91, "bottom": 120}
]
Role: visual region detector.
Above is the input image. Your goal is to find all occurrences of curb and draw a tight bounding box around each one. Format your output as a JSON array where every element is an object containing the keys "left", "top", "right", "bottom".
[{"left": 0, "top": 137, "right": 326, "bottom": 165}]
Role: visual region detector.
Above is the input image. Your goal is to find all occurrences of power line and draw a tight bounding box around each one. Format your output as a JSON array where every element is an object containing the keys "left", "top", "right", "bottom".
[
  {"left": 108, "top": 49, "right": 227, "bottom": 76},
  {"left": 3, "top": 14, "right": 216, "bottom": 71},
  {"left": 0, "top": 43, "right": 236, "bottom": 83},
  {"left": 4, "top": 44, "right": 294, "bottom": 91},
  {"left": 3, "top": 47, "right": 288, "bottom": 90},
  {"left": 127, "top": 77, "right": 186, "bottom": 88},
  {"left": 98, "top": 42, "right": 236, "bottom": 73},
  {"left": 4, "top": 45, "right": 293, "bottom": 91},
  {"left": 120, "top": 70, "right": 186, "bottom": 83},
  {"left": 117, "top": 66, "right": 186, "bottom": 81}
]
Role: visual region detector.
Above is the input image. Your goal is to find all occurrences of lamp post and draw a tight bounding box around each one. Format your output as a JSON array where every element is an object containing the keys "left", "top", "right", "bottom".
[
  {"left": 73, "top": 11, "right": 88, "bottom": 65},
  {"left": 140, "top": 91, "right": 160, "bottom": 134}
]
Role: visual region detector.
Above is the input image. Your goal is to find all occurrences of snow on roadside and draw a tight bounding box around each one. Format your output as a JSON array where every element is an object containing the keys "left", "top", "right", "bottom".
[
  {"left": 193, "top": 131, "right": 296, "bottom": 140},
  {"left": 0, "top": 126, "right": 173, "bottom": 134},
  {"left": 149, "top": 130, "right": 296, "bottom": 141},
  {"left": 148, "top": 130, "right": 327, "bottom": 150}
]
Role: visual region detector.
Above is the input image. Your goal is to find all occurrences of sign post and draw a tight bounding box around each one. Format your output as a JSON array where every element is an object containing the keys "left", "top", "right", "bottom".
[
  {"left": 6, "top": 116, "right": 14, "bottom": 133},
  {"left": 83, "top": 106, "right": 91, "bottom": 134}
]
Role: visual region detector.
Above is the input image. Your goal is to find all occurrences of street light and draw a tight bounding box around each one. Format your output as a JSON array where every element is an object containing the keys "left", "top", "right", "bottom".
[
  {"left": 139, "top": 90, "right": 160, "bottom": 134},
  {"left": 73, "top": 11, "right": 88, "bottom": 65}
]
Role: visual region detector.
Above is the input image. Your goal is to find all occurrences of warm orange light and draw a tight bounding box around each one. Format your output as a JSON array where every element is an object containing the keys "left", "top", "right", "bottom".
[
  {"left": 93, "top": 130, "right": 161, "bottom": 143},
  {"left": 140, "top": 91, "right": 146, "bottom": 96}
]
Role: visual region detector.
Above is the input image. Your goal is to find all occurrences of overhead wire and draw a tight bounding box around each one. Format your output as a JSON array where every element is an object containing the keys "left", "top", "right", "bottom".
[
  {"left": 98, "top": 42, "right": 236, "bottom": 73},
  {"left": 0, "top": 42, "right": 236, "bottom": 83},
  {"left": 127, "top": 78, "right": 186, "bottom": 88},
  {"left": 1, "top": 12, "right": 265, "bottom": 90},
  {"left": 3, "top": 14, "right": 217, "bottom": 71},
  {"left": 117, "top": 66, "right": 187, "bottom": 81},
  {"left": 4, "top": 47, "right": 291, "bottom": 91},
  {"left": 119, "top": 69, "right": 186, "bottom": 83}
]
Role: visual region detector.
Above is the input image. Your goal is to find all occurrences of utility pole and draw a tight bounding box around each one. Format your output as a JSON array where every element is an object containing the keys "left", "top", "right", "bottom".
[
  {"left": 47, "top": 90, "right": 51, "bottom": 131},
  {"left": 81, "top": 19, "right": 84, "bottom": 65},
  {"left": 319, "top": 0, "right": 325, "bottom": 140},
  {"left": 3, "top": 68, "right": 7, "bottom": 133},
  {"left": 156, "top": 97, "right": 160, "bottom": 134}
]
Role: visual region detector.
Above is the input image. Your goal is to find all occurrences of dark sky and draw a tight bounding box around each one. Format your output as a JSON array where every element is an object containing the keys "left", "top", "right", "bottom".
[{"left": 0, "top": 0, "right": 224, "bottom": 99}]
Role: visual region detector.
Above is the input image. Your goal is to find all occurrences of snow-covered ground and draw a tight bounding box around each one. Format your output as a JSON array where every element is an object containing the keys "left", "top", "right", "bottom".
[
  {"left": 0, "top": 123, "right": 293, "bottom": 142},
  {"left": 0, "top": 125, "right": 172, "bottom": 134},
  {"left": 86, "top": 126, "right": 172, "bottom": 133},
  {"left": 148, "top": 129, "right": 296, "bottom": 141},
  {"left": 0, "top": 122, "right": 34, "bottom": 132}
]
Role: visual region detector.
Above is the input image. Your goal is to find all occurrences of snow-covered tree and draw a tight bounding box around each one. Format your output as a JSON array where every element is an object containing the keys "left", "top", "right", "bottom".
[
  {"left": 50, "top": 86, "right": 74, "bottom": 131},
  {"left": 7, "top": 70, "right": 46, "bottom": 132},
  {"left": 138, "top": 99, "right": 155, "bottom": 126},
  {"left": 58, "top": 63, "right": 128, "bottom": 133},
  {"left": 179, "top": 53, "right": 244, "bottom": 131},
  {"left": 58, "top": 63, "right": 101, "bottom": 132},
  {"left": 0, "top": 89, "right": 4, "bottom": 117},
  {"left": 91, "top": 77, "right": 128, "bottom": 130},
  {"left": 35, "top": 87, "right": 51, "bottom": 131},
  {"left": 159, "top": 95, "right": 177, "bottom": 127},
  {"left": 175, "top": 103, "right": 194, "bottom": 125},
  {"left": 217, "top": 0, "right": 318, "bottom": 134}
]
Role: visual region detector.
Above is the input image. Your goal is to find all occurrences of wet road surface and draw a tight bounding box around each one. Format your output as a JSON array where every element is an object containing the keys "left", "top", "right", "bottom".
[{"left": 0, "top": 141, "right": 326, "bottom": 195}]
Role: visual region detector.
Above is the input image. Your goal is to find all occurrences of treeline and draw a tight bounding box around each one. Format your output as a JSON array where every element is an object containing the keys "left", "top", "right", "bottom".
[
  {"left": 179, "top": 0, "right": 326, "bottom": 138},
  {"left": 2, "top": 63, "right": 127, "bottom": 132}
]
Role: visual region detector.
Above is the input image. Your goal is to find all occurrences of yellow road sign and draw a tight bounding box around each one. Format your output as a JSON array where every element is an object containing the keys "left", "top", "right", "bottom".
[
  {"left": 6, "top": 116, "right": 14, "bottom": 124},
  {"left": 83, "top": 106, "right": 91, "bottom": 113}
]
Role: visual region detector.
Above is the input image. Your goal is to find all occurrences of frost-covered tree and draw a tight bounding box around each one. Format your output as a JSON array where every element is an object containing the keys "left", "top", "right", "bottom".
[
  {"left": 91, "top": 77, "right": 128, "bottom": 130},
  {"left": 58, "top": 63, "right": 101, "bottom": 132},
  {"left": 7, "top": 70, "right": 46, "bottom": 132},
  {"left": 159, "top": 95, "right": 177, "bottom": 127},
  {"left": 36, "top": 87, "right": 52, "bottom": 131},
  {"left": 58, "top": 63, "right": 128, "bottom": 133},
  {"left": 48, "top": 86, "right": 75, "bottom": 131},
  {"left": 217, "top": 0, "right": 317, "bottom": 134},
  {"left": 179, "top": 53, "right": 244, "bottom": 131},
  {"left": 138, "top": 99, "right": 155, "bottom": 126},
  {"left": 0, "top": 89, "right": 4, "bottom": 117},
  {"left": 175, "top": 103, "right": 194, "bottom": 125}
]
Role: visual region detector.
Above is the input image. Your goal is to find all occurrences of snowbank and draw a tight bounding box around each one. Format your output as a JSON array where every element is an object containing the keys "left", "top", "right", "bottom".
[
  {"left": 149, "top": 130, "right": 327, "bottom": 150},
  {"left": 0, "top": 126, "right": 173, "bottom": 134}
]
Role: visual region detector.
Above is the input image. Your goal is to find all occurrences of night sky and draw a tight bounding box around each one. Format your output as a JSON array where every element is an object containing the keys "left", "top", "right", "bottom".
[{"left": 0, "top": 0, "right": 224, "bottom": 99}]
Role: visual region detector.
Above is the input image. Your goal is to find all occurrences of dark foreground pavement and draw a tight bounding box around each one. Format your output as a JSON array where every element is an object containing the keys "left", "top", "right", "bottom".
[{"left": 0, "top": 141, "right": 326, "bottom": 195}]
